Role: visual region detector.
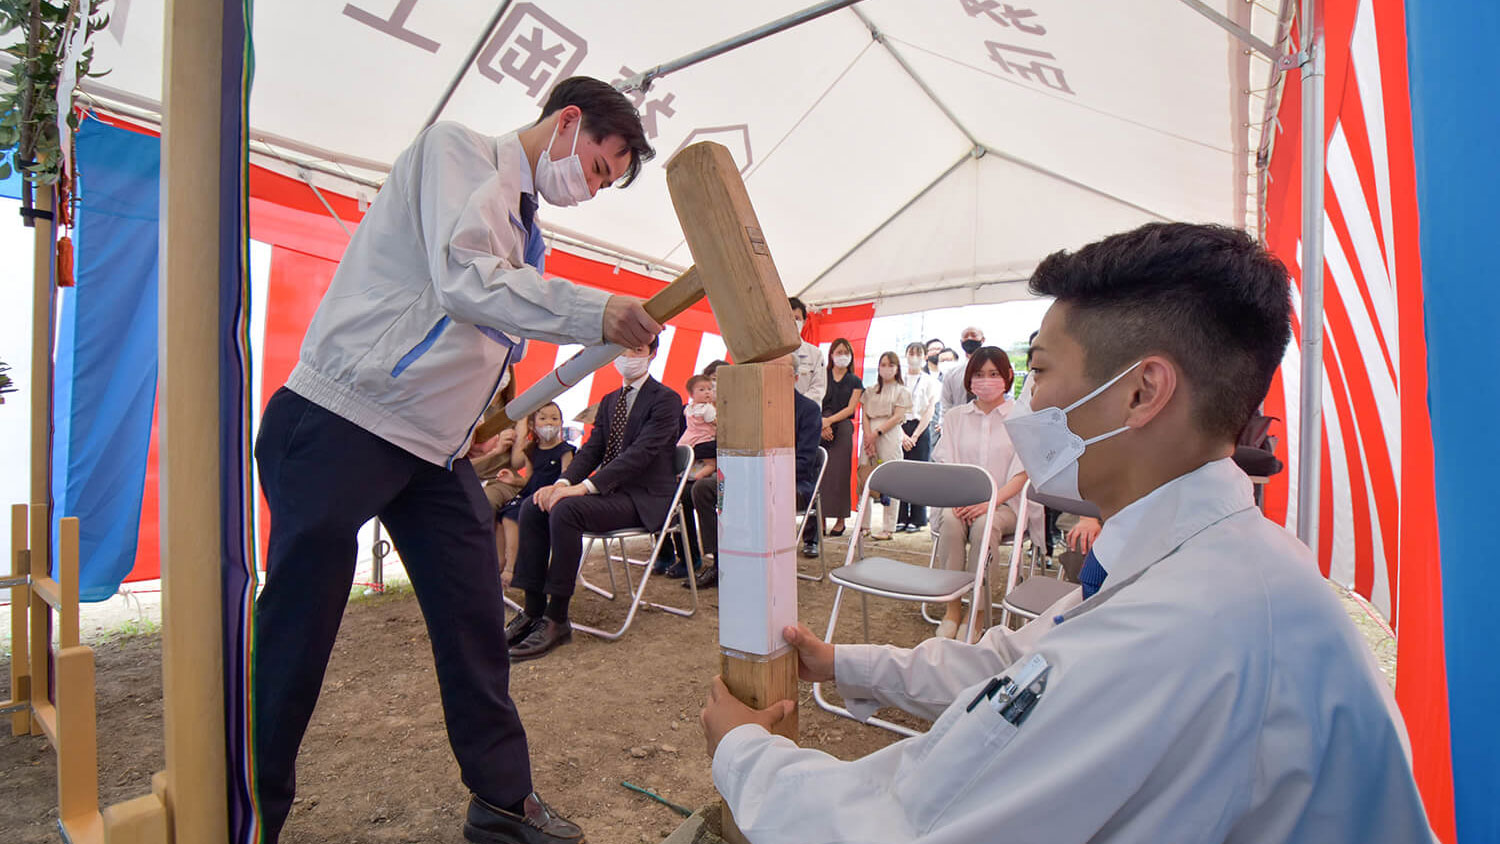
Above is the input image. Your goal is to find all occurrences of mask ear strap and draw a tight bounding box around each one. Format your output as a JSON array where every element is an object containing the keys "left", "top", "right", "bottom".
[
  {"left": 1081, "top": 425, "right": 1131, "bottom": 447},
  {"left": 569, "top": 113, "right": 582, "bottom": 156},
  {"left": 1063, "top": 359, "right": 1144, "bottom": 414}
]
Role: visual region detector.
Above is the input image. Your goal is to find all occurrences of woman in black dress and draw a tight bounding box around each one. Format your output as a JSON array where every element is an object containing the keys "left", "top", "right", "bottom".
[{"left": 820, "top": 337, "right": 864, "bottom": 535}]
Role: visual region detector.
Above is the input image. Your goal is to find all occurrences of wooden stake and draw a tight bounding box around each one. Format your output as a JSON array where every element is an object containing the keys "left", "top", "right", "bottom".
[
  {"left": 159, "top": 0, "right": 229, "bottom": 840},
  {"left": 9, "top": 503, "right": 30, "bottom": 735},
  {"left": 714, "top": 362, "right": 800, "bottom": 844},
  {"left": 28, "top": 186, "right": 53, "bottom": 741}
]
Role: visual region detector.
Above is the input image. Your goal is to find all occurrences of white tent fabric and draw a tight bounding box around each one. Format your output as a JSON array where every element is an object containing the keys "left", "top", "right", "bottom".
[{"left": 79, "top": 0, "right": 1285, "bottom": 315}]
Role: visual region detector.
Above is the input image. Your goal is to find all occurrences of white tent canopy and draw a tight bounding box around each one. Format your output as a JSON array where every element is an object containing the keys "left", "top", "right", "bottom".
[{"left": 79, "top": 0, "right": 1285, "bottom": 315}]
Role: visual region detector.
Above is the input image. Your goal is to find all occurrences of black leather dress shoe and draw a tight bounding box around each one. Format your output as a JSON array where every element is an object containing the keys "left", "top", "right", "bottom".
[
  {"left": 505, "top": 612, "right": 542, "bottom": 649},
  {"left": 683, "top": 564, "right": 717, "bottom": 589},
  {"left": 464, "top": 792, "right": 585, "bottom": 844},
  {"left": 800, "top": 541, "right": 820, "bottom": 558},
  {"left": 509, "top": 619, "right": 572, "bottom": 662},
  {"left": 662, "top": 560, "right": 691, "bottom": 579}
]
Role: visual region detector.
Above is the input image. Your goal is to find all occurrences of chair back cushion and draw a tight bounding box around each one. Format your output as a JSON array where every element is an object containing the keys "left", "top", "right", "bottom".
[{"left": 867, "top": 461, "right": 993, "bottom": 508}]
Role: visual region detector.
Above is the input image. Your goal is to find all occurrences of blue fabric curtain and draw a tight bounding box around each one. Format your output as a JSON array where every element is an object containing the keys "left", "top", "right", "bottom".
[
  {"left": 51, "top": 120, "right": 160, "bottom": 601},
  {"left": 1407, "top": 1, "right": 1500, "bottom": 841}
]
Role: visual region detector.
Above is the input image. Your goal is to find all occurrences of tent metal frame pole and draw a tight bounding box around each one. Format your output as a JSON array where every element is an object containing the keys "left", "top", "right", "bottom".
[
  {"left": 1295, "top": 0, "right": 1325, "bottom": 549},
  {"left": 422, "top": 0, "right": 515, "bottom": 129},
  {"left": 1255, "top": 0, "right": 1298, "bottom": 240},
  {"left": 618, "top": 0, "right": 866, "bottom": 93},
  {"left": 1175, "top": 0, "right": 1281, "bottom": 59},
  {"left": 851, "top": 7, "right": 982, "bottom": 147}
]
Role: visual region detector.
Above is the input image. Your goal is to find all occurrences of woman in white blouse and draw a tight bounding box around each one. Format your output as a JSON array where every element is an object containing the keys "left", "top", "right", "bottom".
[{"left": 929, "top": 346, "right": 1029, "bottom": 639}]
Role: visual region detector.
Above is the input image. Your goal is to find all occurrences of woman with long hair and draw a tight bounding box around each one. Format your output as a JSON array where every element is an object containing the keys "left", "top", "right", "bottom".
[
  {"left": 858, "top": 350, "right": 912, "bottom": 540},
  {"left": 819, "top": 337, "right": 863, "bottom": 536}
]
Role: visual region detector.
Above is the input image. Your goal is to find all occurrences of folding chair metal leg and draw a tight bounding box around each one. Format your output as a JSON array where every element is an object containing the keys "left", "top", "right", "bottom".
[
  {"left": 796, "top": 499, "right": 826, "bottom": 583},
  {"left": 577, "top": 536, "right": 619, "bottom": 601},
  {"left": 638, "top": 519, "right": 698, "bottom": 618},
  {"left": 811, "top": 583, "right": 921, "bottom": 737}
]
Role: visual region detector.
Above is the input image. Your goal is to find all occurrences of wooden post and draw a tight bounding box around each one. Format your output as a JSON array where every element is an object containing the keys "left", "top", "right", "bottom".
[
  {"left": 27, "top": 186, "right": 54, "bottom": 740},
  {"left": 55, "top": 518, "right": 103, "bottom": 843},
  {"left": 158, "top": 0, "right": 229, "bottom": 840},
  {"left": 9, "top": 503, "right": 30, "bottom": 735},
  {"left": 714, "top": 362, "right": 800, "bottom": 844}
]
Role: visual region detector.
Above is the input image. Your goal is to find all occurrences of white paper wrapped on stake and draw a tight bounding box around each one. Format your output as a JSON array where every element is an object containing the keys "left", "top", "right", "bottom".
[{"left": 716, "top": 449, "right": 798, "bottom": 656}]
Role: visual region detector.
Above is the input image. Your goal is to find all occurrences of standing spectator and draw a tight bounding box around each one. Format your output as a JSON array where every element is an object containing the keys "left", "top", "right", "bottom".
[
  {"left": 820, "top": 338, "right": 863, "bottom": 536},
  {"left": 930, "top": 347, "right": 962, "bottom": 446},
  {"left": 940, "top": 325, "right": 986, "bottom": 411},
  {"left": 787, "top": 297, "right": 826, "bottom": 404},
  {"left": 930, "top": 346, "right": 1029, "bottom": 640},
  {"left": 897, "top": 342, "right": 939, "bottom": 532},
  {"left": 923, "top": 338, "right": 945, "bottom": 376},
  {"left": 858, "top": 351, "right": 912, "bottom": 541}
]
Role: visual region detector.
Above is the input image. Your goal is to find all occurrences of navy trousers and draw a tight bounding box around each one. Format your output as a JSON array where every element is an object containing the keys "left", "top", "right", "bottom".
[{"left": 253, "top": 389, "right": 530, "bottom": 843}]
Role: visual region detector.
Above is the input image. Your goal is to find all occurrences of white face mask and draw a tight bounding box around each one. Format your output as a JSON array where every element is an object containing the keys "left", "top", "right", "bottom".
[
  {"left": 794, "top": 318, "right": 805, "bottom": 333},
  {"left": 614, "top": 355, "right": 650, "bottom": 381},
  {"left": 534, "top": 119, "right": 592, "bottom": 207},
  {"left": 535, "top": 424, "right": 561, "bottom": 443},
  {"left": 907, "top": 355, "right": 924, "bottom": 371},
  {"left": 879, "top": 366, "right": 897, "bottom": 382},
  {"left": 1002, "top": 360, "right": 1142, "bottom": 501},
  {"left": 938, "top": 359, "right": 959, "bottom": 375},
  {"left": 832, "top": 353, "right": 853, "bottom": 368}
]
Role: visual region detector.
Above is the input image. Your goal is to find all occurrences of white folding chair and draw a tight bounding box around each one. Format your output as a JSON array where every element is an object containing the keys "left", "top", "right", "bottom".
[
  {"left": 997, "top": 481, "right": 1090, "bottom": 628},
  {"left": 796, "top": 446, "right": 830, "bottom": 582},
  {"left": 571, "top": 445, "right": 699, "bottom": 641},
  {"left": 812, "top": 460, "right": 998, "bottom": 736}
]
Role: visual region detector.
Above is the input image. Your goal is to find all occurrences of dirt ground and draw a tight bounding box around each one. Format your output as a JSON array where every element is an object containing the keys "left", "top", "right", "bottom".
[
  {"left": 0, "top": 530, "right": 939, "bottom": 844},
  {"left": 0, "top": 521, "right": 1397, "bottom": 844}
]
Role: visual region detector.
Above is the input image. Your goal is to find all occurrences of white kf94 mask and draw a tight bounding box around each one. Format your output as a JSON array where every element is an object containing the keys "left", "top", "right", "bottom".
[{"left": 1002, "top": 360, "right": 1142, "bottom": 501}]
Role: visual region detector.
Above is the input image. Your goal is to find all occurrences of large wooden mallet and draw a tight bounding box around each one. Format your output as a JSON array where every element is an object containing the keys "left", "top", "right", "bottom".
[{"left": 473, "top": 142, "right": 802, "bottom": 443}]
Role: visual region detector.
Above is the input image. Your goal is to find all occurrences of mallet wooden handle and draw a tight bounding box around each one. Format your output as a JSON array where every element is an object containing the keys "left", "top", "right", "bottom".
[{"left": 472, "top": 266, "right": 703, "bottom": 444}]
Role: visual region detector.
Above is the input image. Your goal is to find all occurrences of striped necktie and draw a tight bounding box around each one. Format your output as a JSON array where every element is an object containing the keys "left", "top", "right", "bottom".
[
  {"left": 1079, "top": 549, "right": 1108, "bottom": 599},
  {"left": 603, "top": 386, "right": 632, "bottom": 465}
]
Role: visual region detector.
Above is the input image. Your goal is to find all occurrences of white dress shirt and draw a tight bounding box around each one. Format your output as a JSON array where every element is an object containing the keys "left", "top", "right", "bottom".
[
  {"left": 930, "top": 398, "right": 1025, "bottom": 512},
  {"left": 904, "top": 370, "right": 939, "bottom": 426},
  {"left": 713, "top": 458, "right": 1435, "bottom": 844}
]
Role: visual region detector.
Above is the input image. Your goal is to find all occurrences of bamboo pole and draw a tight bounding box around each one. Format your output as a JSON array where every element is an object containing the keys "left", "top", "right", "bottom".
[{"left": 157, "top": 0, "right": 229, "bottom": 840}]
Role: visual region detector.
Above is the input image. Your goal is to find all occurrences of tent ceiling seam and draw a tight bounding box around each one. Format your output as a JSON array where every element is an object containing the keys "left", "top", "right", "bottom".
[
  {"left": 852, "top": 6, "right": 982, "bottom": 148},
  {"left": 796, "top": 150, "right": 974, "bottom": 301}
]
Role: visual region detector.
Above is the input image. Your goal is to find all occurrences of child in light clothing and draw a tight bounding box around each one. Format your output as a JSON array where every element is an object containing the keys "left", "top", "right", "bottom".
[{"left": 679, "top": 374, "right": 718, "bottom": 480}]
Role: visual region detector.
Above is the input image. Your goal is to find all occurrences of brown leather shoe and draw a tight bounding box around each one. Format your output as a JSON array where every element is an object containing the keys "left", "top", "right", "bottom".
[
  {"left": 509, "top": 618, "right": 572, "bottom": 662},
  {"left": 504, "top": 611, "right": 542, "bottom": 649},
  {"left": 464, "top": 792, "right": 585, "bottom": 844}
]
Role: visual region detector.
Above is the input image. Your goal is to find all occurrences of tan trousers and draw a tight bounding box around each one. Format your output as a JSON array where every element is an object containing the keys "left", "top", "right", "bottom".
[{"left": 935, "top": 504, "right": 1017, "bottom": 595}]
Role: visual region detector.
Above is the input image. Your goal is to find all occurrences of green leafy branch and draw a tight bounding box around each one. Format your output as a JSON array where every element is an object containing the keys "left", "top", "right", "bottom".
[
  {"left": 0, "top": 0, "right": 109, "bottom": 186},
  {"left": 0, "top": 358, "right": 16, "bottom": 404}
]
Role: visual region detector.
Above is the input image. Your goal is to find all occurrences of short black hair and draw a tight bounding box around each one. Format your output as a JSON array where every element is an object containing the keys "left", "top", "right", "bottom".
[
  {"left": 1029, "top": 222, "right": 1292, "bottom": 442},
  {"left": 703, "top": 359, "right": 729, "bottom": 376},
  {"left": 787, "top": 297, "right": 808, "bottom": 320},
  {"left": 647, "top": 334, "right": 660, "bottom": 355},
  {"left": 539, "top": 76, "right": 655, "bottom": 188}
]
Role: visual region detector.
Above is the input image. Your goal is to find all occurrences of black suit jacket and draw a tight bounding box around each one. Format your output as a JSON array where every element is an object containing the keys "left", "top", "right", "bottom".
[
  {"left": 794, "top": 390, "right": 821, "bottom": 500},
  {"left": 563, "top": 376, "right": 684, "bottom": 528}
]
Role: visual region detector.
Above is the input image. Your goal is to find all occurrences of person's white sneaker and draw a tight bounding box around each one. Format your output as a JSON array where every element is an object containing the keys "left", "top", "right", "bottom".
[{"left": 936, "top": 619, "right": 959, "bottom": 639}]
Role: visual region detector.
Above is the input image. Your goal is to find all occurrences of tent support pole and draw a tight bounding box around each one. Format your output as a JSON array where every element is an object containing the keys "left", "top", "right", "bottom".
[
  {"left": 1295, "top": 0, "right": 1325, "bottom": 550},
  {"left": 619, "top": 0, "right": 867, "bottom": 93}
]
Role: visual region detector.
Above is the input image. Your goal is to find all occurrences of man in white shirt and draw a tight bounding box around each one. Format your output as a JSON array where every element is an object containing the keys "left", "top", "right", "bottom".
[
  {"left": 699, "top": 222, "right": 1436, "bottom": 843},
  {"left": 939, "top": 325, "right": 986, "bottom": 410},
  {"left": 255, "top": 77, "right": 659, "bottom": 844},
  {"left": 787, "top": 297, "right": 826, "bottom": 404}
]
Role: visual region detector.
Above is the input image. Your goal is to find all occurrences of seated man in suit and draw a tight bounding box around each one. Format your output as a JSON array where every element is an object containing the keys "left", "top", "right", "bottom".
[
  {"left": 688, "top": 353, "right": 821, "bottom": 588},
  {"left": 508, "top": 337, "right": 683, "bottom": 661}
]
